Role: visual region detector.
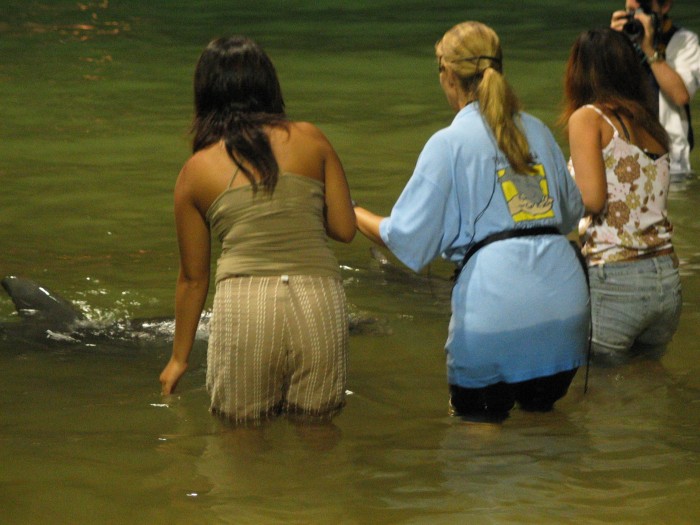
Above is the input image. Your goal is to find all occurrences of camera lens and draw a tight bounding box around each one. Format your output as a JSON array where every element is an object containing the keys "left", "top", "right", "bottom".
[{"left": 623, "top": 18, "right": 644, "bottom": 38}]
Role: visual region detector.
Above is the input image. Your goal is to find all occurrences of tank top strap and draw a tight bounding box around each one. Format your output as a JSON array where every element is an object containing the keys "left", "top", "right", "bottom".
[
  {"left": 227, "top": 166, "right": 241, "bottom": 188},
  {"left": 583, "top": 104, "right": 619, "bottom": 137},
  {"left": 611, "top": 111, "right": 632, "bottom": 142}
]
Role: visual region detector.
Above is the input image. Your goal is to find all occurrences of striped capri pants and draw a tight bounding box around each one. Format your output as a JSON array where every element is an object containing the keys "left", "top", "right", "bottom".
[{"left": 206, "top": 274, "right": 348, "bottom": 425}]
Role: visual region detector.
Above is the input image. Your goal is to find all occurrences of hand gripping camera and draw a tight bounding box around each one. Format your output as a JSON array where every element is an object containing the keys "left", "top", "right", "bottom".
[{"left": 623, "top": 1, "right": 661, "bottom": 43}]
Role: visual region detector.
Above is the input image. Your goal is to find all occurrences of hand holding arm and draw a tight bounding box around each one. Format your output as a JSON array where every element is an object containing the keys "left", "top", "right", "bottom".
[{"left": 355, "top": 206, "right": 387, "bottom": 247}]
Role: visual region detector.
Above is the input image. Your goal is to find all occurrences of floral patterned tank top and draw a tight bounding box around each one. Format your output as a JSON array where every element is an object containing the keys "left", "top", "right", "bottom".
[{"left": 568, "top": 105, "right": 673, "bottom": 265}]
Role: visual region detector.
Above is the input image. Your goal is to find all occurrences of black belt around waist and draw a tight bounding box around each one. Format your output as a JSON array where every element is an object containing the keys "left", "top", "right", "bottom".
[{"left": 453, "top": 226, "right": 561, "bottom": 281}]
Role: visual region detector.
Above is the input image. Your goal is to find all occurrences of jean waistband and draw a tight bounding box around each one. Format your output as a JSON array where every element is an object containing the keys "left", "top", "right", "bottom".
[
  {"left": 589, "top": 247, "right": 676, "bottom": 267},
  {"left": 590, "top": 252, "right": 679, "bottom": 277}
]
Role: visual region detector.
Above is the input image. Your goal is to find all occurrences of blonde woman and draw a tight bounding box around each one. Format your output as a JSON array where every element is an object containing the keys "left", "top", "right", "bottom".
[{"left": 355, "top": 22, "right": 589, "bottom": 422}]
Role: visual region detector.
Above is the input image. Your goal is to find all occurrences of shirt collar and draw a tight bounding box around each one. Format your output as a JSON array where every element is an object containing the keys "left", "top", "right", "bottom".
[{"left": 452, "top": 102, "right": 479, "bottom": 123}]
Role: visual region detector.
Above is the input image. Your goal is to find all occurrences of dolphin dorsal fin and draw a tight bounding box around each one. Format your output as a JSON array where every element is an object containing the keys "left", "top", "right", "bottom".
[{"left": 1, "top": 276, "right": 85, "bottom": 328}]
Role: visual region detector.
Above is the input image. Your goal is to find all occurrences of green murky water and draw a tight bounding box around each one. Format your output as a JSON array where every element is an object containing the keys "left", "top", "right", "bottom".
[{"left": 2, "top": 1, "right": 700, "bottom": 523}]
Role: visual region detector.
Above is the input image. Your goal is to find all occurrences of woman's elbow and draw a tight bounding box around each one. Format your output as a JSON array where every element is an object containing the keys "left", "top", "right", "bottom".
[
  {"left": 178, "top": 267, "right": 210, "bottom": 287},
  {"left": 578, "top": 185, "right": 607, "bottom": 216},
  {"left": 674, "top": 91, "right": 690, "bottom": 107},
  {"left": 584, "top": 197, "right": 606, "bottom": 216},
  {"left": 327, "top": 209, "right": 358, "bottom": 243},
  {"left": 329, "top": 225, "right": 357, "bottom": 243}
]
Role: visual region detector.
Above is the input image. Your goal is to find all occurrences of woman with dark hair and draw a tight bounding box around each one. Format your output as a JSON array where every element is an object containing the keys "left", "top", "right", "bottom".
[
  {"left": 159, "top": 36, "right": 356, "bottom": 425},
  {"left": 355, "top": 22, "right": 589, "bottom": 422},
  {"left": 563, "top": 28, "right": 681, "bottom": 365}
]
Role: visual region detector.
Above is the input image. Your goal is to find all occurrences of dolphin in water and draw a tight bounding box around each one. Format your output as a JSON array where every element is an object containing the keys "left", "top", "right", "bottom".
[
  {"left": 368, "top": 246, "right": 452, "bottom": 301},
  {"left": 1, "top": 275, "right": 390, "bottom": 347},
  {"left": 0, "top": 275, "right": 207, "bottom": 346}
]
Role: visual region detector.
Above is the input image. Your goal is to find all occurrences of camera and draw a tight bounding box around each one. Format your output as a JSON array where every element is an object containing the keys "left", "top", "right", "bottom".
[{"left": 622, "top": 1, "right": 660, "bottom": 41}]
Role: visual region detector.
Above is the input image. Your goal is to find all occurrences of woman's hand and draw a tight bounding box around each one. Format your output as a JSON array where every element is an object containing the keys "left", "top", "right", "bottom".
[
  {"left": 354, "top": 206, "right": 387, "bottom": 247},
  {"left": 160, "top": 357, "right": 189, "bottom": 395}
]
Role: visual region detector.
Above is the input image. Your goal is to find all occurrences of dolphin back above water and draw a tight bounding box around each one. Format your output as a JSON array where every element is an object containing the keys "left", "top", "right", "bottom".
[
  {"left": 0, "top": 275, "right": 207, "bottom": 346},
  {"left": 2, "top": 276, "right": 85, "bottom": 329},
  {"left": 1, "top": 275, "right": 387, "bottom": 347}
]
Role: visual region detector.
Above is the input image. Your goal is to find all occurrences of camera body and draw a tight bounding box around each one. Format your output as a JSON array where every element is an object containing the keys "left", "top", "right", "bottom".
[{"left": 622, "top": 1, "right": 661, "bottom": 41}]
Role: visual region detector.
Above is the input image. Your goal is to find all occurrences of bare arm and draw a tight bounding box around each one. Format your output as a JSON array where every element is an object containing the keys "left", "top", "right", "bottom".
[
  {"left": 321, "top": 136, "right": 356, "bottom": 243},
  {"left": 611, "top": 9, "right": 690, "bottom": 106},
  {"left": 640, "top": 13, "right": 690, "bottom": 106},
  {"left": 355, "top": 206, "right": 387, "bottom": 247},
  {"left": 568, "top": 108, "right": 608, "bottom": 215},
  {"left": 160, "top": 163, "right": 211, "bottom": 395},
  {"left": 648, "top": 60, "right": 691, "bottom": 106}
]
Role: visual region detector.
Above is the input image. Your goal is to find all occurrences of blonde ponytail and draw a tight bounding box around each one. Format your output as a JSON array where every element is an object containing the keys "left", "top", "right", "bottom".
[
  {"left": 478, "top": 68, "right": 534, "bottom": 174},
  {"left": 436, "top": 22, "right": 535, "bottom": 174}
]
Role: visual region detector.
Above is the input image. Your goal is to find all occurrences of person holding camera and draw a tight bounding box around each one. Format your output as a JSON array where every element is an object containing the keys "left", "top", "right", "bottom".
[{"left": 611, "top": 0, "right": 700, "bottom": 179}]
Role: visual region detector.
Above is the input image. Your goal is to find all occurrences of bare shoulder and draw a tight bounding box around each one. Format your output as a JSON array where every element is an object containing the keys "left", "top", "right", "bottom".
[
  {"left": 289, "top": 120, "right": 323, "bottom": 135},
  {"left": 175, "top": 152, "right": 205, "bottom": 190},
  {"left": 175, "top": 145, "right": 232, "bottom": 212},
  {"left": 287, "top": 121, "right": 332, "bottom": 147},
  {"left": 270, "top": 121, "right": 340, "bottom": 180},
  {"left": 569, "top": 105, "right": 602, "bottom": 128},
  {"left": 179, "top": 144, "right": 232, "bottom": 183},
  {"left": 179, "top": 151, "right": 201, "bottom": 174}
]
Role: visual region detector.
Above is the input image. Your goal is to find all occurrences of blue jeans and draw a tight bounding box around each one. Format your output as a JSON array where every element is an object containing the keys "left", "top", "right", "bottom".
[{"left": 589, "top": 254, "right": 682, "bottom": 365}]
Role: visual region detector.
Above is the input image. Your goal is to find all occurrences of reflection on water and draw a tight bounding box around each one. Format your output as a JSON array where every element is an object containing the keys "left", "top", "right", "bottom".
[{"left": 2, "top": 0, "right": 700, "bottom": 523}]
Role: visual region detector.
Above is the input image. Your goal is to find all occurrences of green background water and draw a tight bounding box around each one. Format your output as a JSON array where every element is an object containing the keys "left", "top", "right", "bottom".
[{"left": 2, "top": 1, "right": 700, "bottom": 523}]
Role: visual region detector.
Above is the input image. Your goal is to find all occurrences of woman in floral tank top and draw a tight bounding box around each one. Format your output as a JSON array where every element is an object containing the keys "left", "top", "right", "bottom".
[{"left": 562, "top": 28, "right": 682, "bottom": 365}]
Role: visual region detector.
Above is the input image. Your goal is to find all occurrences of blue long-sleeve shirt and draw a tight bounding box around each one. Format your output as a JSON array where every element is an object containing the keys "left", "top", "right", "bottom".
[{"left": 379, "top": 103, "right": 589, "bottom": 387}]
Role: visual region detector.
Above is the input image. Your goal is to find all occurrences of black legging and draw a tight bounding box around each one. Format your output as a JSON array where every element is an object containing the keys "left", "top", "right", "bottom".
[{"left": 449, "top": 368, "right": 578, "bottom": 422}]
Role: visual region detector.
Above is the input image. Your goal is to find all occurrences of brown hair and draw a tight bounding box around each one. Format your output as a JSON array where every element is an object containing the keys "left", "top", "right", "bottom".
[
  {"left": 192, "top": 36, "right": 287, "bottom": 193},
  {"left": 560, "top": 28, "right": 668, "bottom": 148}
]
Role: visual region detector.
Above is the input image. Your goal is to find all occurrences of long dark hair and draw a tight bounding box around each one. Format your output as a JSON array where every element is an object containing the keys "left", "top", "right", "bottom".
[
  {"left": 561, "top": 28, "right": 668, "bottom": 149},
  {"left": 192, "top": 36, "right": 287, "bottom": 192}
]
